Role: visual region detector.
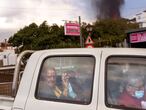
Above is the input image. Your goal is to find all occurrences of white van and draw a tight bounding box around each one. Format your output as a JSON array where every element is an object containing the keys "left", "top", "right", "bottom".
[{"left": 1, "top": 48, "right": 146, "bottom": 110}]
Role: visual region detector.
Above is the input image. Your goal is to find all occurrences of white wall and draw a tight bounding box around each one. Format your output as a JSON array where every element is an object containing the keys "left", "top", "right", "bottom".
[
  {"left": 135, "top": 11, "right": 146, "bottom": 27},
  {"left": 0, "top": 50, "right": 17, "bottom": 66}
]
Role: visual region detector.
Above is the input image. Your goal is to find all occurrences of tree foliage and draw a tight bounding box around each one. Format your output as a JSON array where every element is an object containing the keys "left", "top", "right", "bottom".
[
  {"left": 8, "top": 19, "right": 139, "bottom": 51},
  {"left": 92, "top": 19, "right": 139, "bottom": 47},
  {"left": 8, "top": 21, "right": 80, "bottom": 51},
  {"left": 93, "top": 19, "right": 139, "bottom": 47}
]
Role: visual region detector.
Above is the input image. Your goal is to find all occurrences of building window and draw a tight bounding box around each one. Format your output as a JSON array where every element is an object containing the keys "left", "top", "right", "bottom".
[
  {"left": 138, "top": 16, "right": 141, "bottom": 20},
  {"left": 139, "top": 23, "right": 143, "bottom": 28}
]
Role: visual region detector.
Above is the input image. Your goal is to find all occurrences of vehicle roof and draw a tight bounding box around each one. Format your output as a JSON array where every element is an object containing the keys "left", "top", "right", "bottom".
[{"left": 33, "top": 48, "right": 146, "bottom": 54}]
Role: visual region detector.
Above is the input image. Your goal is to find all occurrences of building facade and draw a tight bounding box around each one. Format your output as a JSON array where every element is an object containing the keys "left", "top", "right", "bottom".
[
  {"left": 135, "top": 10, "right": 146, "bottom": 28},
  {"left": 0, "top": 41, "right": 17, "bottom": 66}
]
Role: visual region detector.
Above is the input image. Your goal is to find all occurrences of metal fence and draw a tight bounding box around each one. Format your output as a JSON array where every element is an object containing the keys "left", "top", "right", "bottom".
[
  {"left": 0, "top": 82, "right": 12, "bottom": 96},
  {"left": 0, "top": 66, "right": 15, "bottom": 96}
]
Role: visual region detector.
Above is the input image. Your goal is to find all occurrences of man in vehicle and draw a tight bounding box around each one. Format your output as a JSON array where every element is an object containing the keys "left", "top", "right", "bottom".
[
  {"left": 118, "top": 74, "right": 146, "bottom": 109},
  {"left": 46, "top": 68, "right": 62, "bottom": 98},
  {"left": 38, "top": 67, "right": 62, "bottom": 98},
  {"left": 38, "top": 67, "right": 78, "bottom": 99}
]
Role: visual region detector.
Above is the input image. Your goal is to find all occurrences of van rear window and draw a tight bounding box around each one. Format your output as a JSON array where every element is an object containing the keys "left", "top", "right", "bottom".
[
  {"left": 35, "top": 56, "right": 95, "bottom": 105},
  {"left": 106, "top": 56, "right": 146, "bottom": 110}
]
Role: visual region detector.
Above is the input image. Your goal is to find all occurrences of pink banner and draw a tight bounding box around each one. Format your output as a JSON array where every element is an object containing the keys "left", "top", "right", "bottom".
[
  {"left": 130, "top": 32, "right": 146, "bottom": 43},
  {"left": 64, "top": 22, "right": 80, "bottom": 36}
]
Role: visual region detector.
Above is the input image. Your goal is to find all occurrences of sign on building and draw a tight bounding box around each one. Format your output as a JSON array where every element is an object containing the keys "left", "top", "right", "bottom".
[
  {"left": 64, "top": 22, "right": 80, "bottom": 36},
  {"left": 130, "top": 32, "right": 146, "bottom": 43},
  {"left": 126, "top": 28, "right": 146, "bottom": 48}
]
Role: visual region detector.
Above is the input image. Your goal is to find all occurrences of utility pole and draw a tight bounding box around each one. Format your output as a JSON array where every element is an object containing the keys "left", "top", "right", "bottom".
[{"left": 79, "top": 16, "right": 83, "bottom": 48}]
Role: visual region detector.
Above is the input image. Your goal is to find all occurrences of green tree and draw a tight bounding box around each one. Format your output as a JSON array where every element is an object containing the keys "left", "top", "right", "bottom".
[
  {"left": 8, "top": 23, "right": 38, "bottom": 50},
  {"left": 9, "top": 19, "right": 138, "bottom": 51},
  {"left": 92, "top": 19, "right": 139, "bottom": 47}
]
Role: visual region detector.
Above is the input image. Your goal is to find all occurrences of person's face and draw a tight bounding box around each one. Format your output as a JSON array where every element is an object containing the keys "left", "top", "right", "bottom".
[
  {"left": 126, "top": 80, "right": 144, "bottom": 97},
  {"left": 46, "top": 69, "right": 56, "bottom": 88}
]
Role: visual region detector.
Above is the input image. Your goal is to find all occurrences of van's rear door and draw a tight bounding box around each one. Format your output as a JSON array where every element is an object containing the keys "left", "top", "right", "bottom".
[
  {"left": 24, "top": 49, "right": 101, "bottom": 110},
  {"left": 98, "top": 48, "right": 146, "bottom": 110}
]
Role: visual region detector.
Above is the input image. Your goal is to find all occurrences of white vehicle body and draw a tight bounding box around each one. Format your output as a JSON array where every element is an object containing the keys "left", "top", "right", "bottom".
[{"left": 0, "top": 48, "right": 146, "bottom": 110}]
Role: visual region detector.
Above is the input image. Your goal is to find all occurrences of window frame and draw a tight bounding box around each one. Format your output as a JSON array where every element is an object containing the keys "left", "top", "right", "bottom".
[
  {"left": 35, "top": 55, "right": 95, "bottom": 105},
  {"left": 105, "top": 55, "right": 146, "bottom": 110}
]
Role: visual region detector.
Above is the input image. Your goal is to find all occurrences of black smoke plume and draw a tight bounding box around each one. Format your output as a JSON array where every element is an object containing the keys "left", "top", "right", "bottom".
[{"left": 93, "top": 0, "right": 125, "bottom": 19}]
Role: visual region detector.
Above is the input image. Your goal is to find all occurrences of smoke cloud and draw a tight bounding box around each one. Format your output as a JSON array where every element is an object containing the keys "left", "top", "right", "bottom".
[{"left": 92, "top": 0, "right": 125, "bottom": 19}]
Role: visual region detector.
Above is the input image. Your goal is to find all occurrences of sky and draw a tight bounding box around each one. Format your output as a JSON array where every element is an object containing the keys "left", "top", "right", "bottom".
[
  {"left": 122, "top": 0, "right": 146, "bottom": 18},
  {"left": 0, "top": 0, "right": 146, "bottom": 42}
]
